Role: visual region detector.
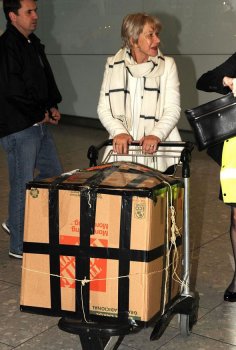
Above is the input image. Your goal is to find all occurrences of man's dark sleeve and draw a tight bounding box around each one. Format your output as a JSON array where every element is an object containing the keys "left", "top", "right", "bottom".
[
  {"left": 4, "top": 43, "right": 45, "bottom": 122},
  {"left": 196, "top": 53, "right": 236, "bottom": 95},
  {"left": 40, "top": 52, "right": 62, "bottom": 110}
]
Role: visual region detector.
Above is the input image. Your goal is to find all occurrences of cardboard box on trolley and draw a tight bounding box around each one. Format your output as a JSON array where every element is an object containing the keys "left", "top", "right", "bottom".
[{"left": 20, "top": 161, "right": 184, "bottom": 324}]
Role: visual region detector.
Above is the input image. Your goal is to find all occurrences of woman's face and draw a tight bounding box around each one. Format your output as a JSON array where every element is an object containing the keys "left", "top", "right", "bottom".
[{"left": 131, "top": 22, "right": 160, "bottom": 63}]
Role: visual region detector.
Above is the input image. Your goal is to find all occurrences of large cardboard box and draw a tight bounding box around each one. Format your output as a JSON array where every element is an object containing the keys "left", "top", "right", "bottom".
[{"left": 20, "top": 162, "right": 184, "bottom": 324}]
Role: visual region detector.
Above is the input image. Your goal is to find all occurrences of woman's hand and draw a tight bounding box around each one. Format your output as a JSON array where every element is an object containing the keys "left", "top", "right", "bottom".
[
  {"left": 139, "top": 135, "right": 161, "bottom": 154},
  {"left": 113, "top": 133, "right": 133, "bottom": 154},
  {"left": 223, "top": 76, "right": 236, "bottom": 96},
  {"left": 223, "top": 76, "right": 235, "bottom": 91}
]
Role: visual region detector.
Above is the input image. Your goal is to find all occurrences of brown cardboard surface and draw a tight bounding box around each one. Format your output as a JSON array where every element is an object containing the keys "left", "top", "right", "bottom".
[
  {"left": 21, "top": 254, "right": 51, "bottom": 308},
  {"left": 59, "top": 191, "right": 121, "bottom": 248},
  {"left": 24, "top": 188, "right": 49, "bottom": 243}
]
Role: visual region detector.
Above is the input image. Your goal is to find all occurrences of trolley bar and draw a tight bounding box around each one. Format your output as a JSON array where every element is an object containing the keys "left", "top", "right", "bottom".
[{"left": 87, "top": 139, "right": 194, "bottom": 167}]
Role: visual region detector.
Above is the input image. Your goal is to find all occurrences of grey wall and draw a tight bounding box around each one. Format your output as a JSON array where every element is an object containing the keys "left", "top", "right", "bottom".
[{"left": 1, "top": 0, "right": 236, "bottom": 130}]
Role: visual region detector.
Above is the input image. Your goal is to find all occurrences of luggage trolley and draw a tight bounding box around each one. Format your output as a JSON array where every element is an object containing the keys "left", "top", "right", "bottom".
[{"left": 58, "top": 140, "right": 199, "bottom": 349}]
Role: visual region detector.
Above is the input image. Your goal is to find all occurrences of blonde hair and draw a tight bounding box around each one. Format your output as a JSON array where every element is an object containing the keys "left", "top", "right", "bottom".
[{"left": 121, "top": 13, "right": 162, "bottom": 49}]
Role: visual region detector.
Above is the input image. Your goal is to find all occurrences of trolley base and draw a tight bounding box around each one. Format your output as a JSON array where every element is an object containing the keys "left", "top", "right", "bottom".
[
  {"left": 58, "top": 292, "right": 199, "bottom": 349},
  {"left": 58, "top": 317, "right": 137, "bottom": 350},
  {"left": 151, "top": 292, "right": 199, "bottom": 340}
]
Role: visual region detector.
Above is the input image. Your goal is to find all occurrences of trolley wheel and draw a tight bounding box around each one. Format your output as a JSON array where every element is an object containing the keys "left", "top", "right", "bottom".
[
  {"left": 180, "top": 314, "right": 190, "bottom": 336},
  {"left": 179, "top": 297, "right": 199, "bottom": 336}
]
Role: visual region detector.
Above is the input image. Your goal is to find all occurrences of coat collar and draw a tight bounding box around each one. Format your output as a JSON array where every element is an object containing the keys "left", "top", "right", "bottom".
[{"left": 6, "top": 23, "right": 40, "bottom": 46}]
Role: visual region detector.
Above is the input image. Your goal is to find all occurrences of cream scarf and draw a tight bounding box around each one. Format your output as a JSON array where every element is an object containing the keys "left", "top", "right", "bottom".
[{"left": 105, "top": 48, "right": 165, "bottom": 135}]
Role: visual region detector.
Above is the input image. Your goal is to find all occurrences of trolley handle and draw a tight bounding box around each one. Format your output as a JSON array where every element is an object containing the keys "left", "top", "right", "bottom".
[{"left": 87, "top": 139, "right": 194, "bottom": 177}]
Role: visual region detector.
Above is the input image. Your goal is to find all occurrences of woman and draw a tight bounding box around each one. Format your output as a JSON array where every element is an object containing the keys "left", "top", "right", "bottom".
[
  {"left": 97, "top": 13, "right": 181, "bottom": 173},
  {"left": 196, "top": 54, "right": 236, "bottom": 302}
]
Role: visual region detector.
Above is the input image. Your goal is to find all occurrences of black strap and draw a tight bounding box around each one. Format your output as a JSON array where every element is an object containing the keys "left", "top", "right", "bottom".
[
  {"left": 48, "top": 188, "right": 61, "bottom": 312},
  {"left": 83, "top": 166, "right": 118, "bottom": 187},
  {"left": 75, "top": 188, "right": 97, "bottom": 319},
  {"left": 117, "top": 195, "right": 132, "bottom": 321}
]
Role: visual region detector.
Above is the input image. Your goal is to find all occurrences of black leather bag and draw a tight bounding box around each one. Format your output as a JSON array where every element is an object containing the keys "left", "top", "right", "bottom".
[{"left": 185, "top": 93, "right": 236, "bottom": 151}]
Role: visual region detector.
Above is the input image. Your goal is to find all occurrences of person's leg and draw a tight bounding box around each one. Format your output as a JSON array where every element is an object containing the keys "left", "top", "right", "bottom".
[
  {"left": 227, "top": 206, "right": 236, "bottom": 292},
  {"left": 224, "top": 206, "right": 236, "bottom": 301},
  {"left": 0, "top": 127, "right": 40, "bottom": 255},
  {"left": 34, "top": 125, "right": 62, "bottom": 180}
]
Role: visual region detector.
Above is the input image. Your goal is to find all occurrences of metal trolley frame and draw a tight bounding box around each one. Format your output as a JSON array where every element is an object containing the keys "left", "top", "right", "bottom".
[{"left": 58, "top": 140, "right": 199, "bottom": 350}]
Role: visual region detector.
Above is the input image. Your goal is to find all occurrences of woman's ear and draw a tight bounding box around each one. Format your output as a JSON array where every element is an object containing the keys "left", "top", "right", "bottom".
[{"left": 129, "top": 37, "right": 136, "bottom": 48}]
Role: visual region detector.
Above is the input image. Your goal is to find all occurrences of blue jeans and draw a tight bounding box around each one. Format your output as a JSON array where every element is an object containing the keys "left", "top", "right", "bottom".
[{"left": 0, "top": 125, "right": 62, "bottom": 254}]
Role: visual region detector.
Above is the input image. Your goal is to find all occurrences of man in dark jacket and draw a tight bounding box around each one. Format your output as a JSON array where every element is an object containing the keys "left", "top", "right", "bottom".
[{"left": 0, "top": 0, "right": 63, "bottom": 259}]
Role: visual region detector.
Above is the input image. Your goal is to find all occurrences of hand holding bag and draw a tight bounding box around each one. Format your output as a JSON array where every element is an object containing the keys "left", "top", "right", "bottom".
[{"left": 185, "top": 93, "right": 236, "bottom": 151}]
